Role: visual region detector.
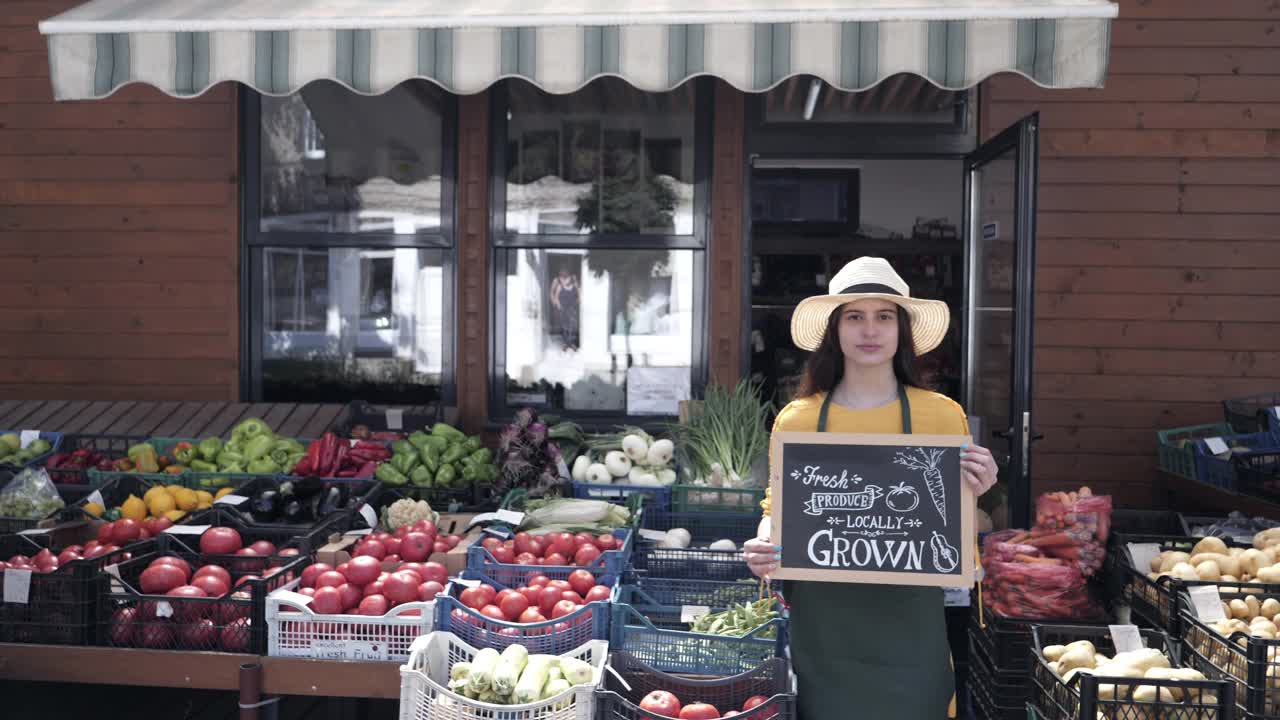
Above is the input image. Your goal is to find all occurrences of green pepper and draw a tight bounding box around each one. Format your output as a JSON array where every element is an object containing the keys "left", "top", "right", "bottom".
[
  {"left": 103, "top": 508, "right": 122, "bottom": 521},
  {"left": 392, "top": 440, "right": 415, "bottom": 456},
  {"left": 435, "top": 463, "right": 457, "bottom": 487},
  {"left": 390, "top": 452, "right": 418, "bottom": 475},
  {"left": 478, "top": 464, "right": 499, "bottom": 484},
  {"left": 461, "top": 464, "right": 479, "bottom": 484},
  {"left": 216, "top": 450, "right": 245, "bottom": 469},
  {"left": 198, "top": 437, "right": 223, "bottom": 462},
  {"left": 376, "top": 463, "right": 409, "bottom": 487},
  {"left": 441, "top": 443, "right": 467, "bottom": 465},
  {"left": 268, "top": 439, "right": 305, "bottom": 468},
  {"left": 407, "top": 431, "right": 431, "bottom": 450},
  {"left": 430, "top": 423, "right": 466, "bottom": 442},
  {"left": 231, "top": 418, "right": 271, "bottom": 445},
  {"left": 127, "top": 443, "right": 156, "bottom": 462},
  {"left": 285, "top": 452, "right": 306, "bottom": 472},
  {"left": 247, "top": 458, "right": 279, "bottom": 474},
  {"left": 190, "top": 459, "right": 218, "bottom": 473},
  {"left": 466, "top": 448, "right": 492, "bottom": 466},
  {"left": 462, "top": 436, "right": 482, "bottom": 454},
  {"left": 128, "top": 444, "right": 159, "bottom": 473},
  {"left": 243, "top": 434, "right": 274, "bottom": 463},
  {"left": 220, "top": 461, "right": 244, "bottom": 473},
  {"left": 172, "top": 441, "right": 198, "bottom": 465},
  {"left": 417, "top": 444, "right": 440, "bottom": 473},
  {"left": 29, "top": 439, "right": 51, "bottom": 455},
  {"left": 410, "top": 465, "right": 434, "bottom": 487}
]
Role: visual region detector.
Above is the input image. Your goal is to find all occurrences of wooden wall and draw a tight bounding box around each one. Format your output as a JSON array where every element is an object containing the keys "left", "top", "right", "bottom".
[
  {"left": 983, "top": 0, "right": 1280, "bottom": 506},
  {"left": 0, "top": 1, "right": 241, "bottom": 401}
]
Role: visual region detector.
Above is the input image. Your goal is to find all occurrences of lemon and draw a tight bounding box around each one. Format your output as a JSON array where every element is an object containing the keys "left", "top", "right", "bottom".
[
  {"left": 215, "top": 487, "right": 236, "bottom": 499},
  {"left": 164, "top": 484, "right": 183, "bottom": 496},
  {"left": 83, "top": 502, "right": 105, "bottom": 518},
  {"left": 175, "top": 488, "right": 198, "bottom": 511},
  {"left": 164, "top": 509, "right": 187, "bottom": 522},
  {"left": 196, "top": 501, "right": 212, "bottom": 510},
  {"left": 147, "top": 492, "right": 176, "bottom": 516},
  {"left": 143, "top": 486, "right": 168, "bottom": 505},
  {"left": 120, "top": 495, "right": 147, "bottom": 522},
  {"left": 195, "top": 490, "right": 214, "bottom": 504}
]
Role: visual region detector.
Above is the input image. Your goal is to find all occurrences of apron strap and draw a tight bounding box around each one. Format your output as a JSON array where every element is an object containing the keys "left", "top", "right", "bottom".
[{"left": 817, "top": 384, "right": 912, "bottom": 433}]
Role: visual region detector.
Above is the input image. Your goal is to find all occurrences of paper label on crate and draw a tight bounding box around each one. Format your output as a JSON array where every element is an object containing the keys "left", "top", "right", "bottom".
[
  {"left": 1127, "top": 543, "right": 1163, "bottom": 573},
  {"left": 3, "top": 568, "right": 32, "bottom": 604},
  {"left": 215, "top": 494, "right": 249, "bottom": 506},
  {"left": 359, "top": 504, "right": 378, "bottom": 527},
  {"left": 638, "top": 529, "right": 668, "bottom": 542},
  {"left": 680, "top": 605, "right": 711, "bottom": 623},
  {"left": 19, "top": 430, "right": 40, "bottom": 449},
  {"left": 164, "top": 524, "right": 211, "bottom": 536},
  {"left": 495, "top": 509, "right": 524, "bottom": 526},
  {"left": 453, "top": 578, "right": 481, "bottom": 589},
  {"left": 17, "top": 527, "right": 51, "bottom": 536},
  {"left": 308, "top": 639, "right": 389, "bottom": 662},
  {"left": 272, "top": 589, "right": 314, "bottom": 607},
  {"left": 1188, "top": 585, "right": 1227, "bottom": 621},
  {"left": 556, "top": 458, "right": 570, "bottom": 480},
  {"left": 385, "top": 409, "right": 404, "bottom": 431},
  {"left": 86, "top": 490, "right": 105, "bottom": 508},
  {"left": 1109, "top": 624, "right": 1145, "bottom": 653},
  {"left": 1204, "top": 437, "right": 1230, "bottom": 456},
  {"left": 103, "top": 563, "right": 121, "bottom": 580},
  {"left": 343, "top": 528, "right": 374, "bottom": 537},
  {"left": 154, "top": 601, "right": 174, "bottom": 619},
  {"left": 483, "top": 526, "right": 512, "bottom": 541},
  {"left": 944, "top": 587, "right": 971, "bottom": 607}
]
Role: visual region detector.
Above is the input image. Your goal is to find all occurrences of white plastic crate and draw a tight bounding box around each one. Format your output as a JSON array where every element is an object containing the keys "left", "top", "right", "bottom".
[
  {"left": 398, "top": 631, "right": 607, "bottom": 720},
  {"left": 266, "top": 585, "right": 435, "bottom": 662}
]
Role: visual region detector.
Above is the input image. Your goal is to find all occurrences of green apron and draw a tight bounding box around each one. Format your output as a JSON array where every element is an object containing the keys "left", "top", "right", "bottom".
[{"left": 783, "top": 386, "right": 955, "bottom": 720}]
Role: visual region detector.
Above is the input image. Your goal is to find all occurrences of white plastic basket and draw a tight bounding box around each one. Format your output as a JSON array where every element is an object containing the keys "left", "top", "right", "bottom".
[
  {"left": 266, "top": 585, "right": 435, "bottom": 662},
  {"left": 398, "top": 631, "right": 608, "bottom": 720}
]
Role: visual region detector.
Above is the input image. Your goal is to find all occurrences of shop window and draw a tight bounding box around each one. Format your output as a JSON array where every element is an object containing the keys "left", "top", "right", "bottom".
[
  {"left": 492, "top": 79, "right": 710, "bottom": 420},
  {"left": 243, "top": 82, "right": 456, "bottom": 404}
]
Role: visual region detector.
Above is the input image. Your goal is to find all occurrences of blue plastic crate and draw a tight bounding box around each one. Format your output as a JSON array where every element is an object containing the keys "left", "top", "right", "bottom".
[
  {"left": 1193, "top": 431, "right": 1280, "bottom": 490},
  {"left": 571, "top": 481, "right": 672, "bottom": 511},
  {"left": 640, "top": 510, "right": 761, "bottom": 544},
  {"left": 0, "top": 430, "right": 62, "bottom": 469},
  {"left": 626, "top": 576, "right": 765, "bottom": 608},
  {"left": 610, "top": 585, "right": 788, "bottom": 676},
  {"left": 632, "top": 510, "right": 758, "bottom": 581},
  {"left": 433, "top": 569, "right": 615, "bottom": 654},
  {"left": 465, "top": 527, "right": 632, "bottom": 584}
]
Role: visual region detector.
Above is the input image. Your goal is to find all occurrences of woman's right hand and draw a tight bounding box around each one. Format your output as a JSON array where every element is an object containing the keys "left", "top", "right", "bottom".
[{"left": 743, "top": 537, "right": 781, "bottom": 578}]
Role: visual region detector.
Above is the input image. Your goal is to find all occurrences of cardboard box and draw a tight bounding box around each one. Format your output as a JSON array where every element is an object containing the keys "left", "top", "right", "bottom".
[{"left": 316, "top": 512, "right": 482, "bottom": 577}]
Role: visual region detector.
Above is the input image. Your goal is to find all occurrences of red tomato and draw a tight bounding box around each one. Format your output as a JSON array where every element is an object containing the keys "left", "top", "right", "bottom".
[
  {"left": 111, "top": 519, "right": 142, "bottom": 545},
  {"left": 574, "top": 545, "right": 602, "bottom": 566},
  {"left": 518, "top": 607, "right": 546, "bottom": 624},
  {"left": 515, "top": 552, "right": 537, "bottom": 565},
  {"left": 149, "top": 556, "right": 193, "bottom": 581},
  {"left": 415, "top": 520, "right": 438, "bottom": 538},
  {"left": 481, "top": 537, "right": 501, "bottom": 551},
  {"left": 383, "top": 572, "right": 421, "bottom": 605},
  {"left": 138, "top": 528, "right": 153, "bottom": 540},
  {"left": 382, "top": 537, "right": 402, "bottom": 557},
  {"left": 742, "top": 696, "right": 769, "bottom": 711},
  {"left": 337, "top": 583, "right": 362, "bottom": 611},
  {"left": 194, "top": 564, "right": 232, "bottom": 588},
  {"left": 679, "top": 703, "right": 721, "bottom": 720},
  {"left": 639, "top": 691, "right": 681, "bottom": 718},
  {"left": 396, "top": 565, "right": 424, "bottom": 584},
  {"left": 311, "top": 586, "right": 344, "bottom": 615},
  {"left": 362, "top": 580, "right": 385, "bottom": 598},
  {"left": 97, "top": 522, "right": 115, "bottom": 544},
  {"left": 500, "top": 593, "right": 530, "bottom": 621},
  {"left": 199, "top": 527, "right": 242, "bottom": 555},
  {"left": 568, "top": 569, "right": 595, "bottom": 596},
  {"left": 418, "top": 581, "right": 444, "bottom": 601},
  {"left": 138, "top": 621, "right": 175, "bottom": 649},
  {"left": 444, "top": 534, "right": 462, "bottom": 549},
  {"left": 547, "top": 579, "right": 572, "bottom": 592},
  {"left": 495, "top": 588, "right": 519, "bottom": 607},
  {"left": 358, "top": 594, "right": 389, "bottom": 616},
  {"left": 314, "top": 570, "right": 347, "bottom": 589},
  {"left": 343, "top": 556, "right": 381, "bottom": 586},
  {"left": 383, "top": 553, "right": 401, "bottom": 564},
  {"left": 139, "top": 563, "right": 187, "bottom": 594},
  {"left": 551, "top": 600, "right": 578, "bottom": 619},
  {"left": 528, "top": 538, "right": 545, "bottom": 558},
  {"left": 514, "top": 532, "right": 533, "bottom": 552},
  {"left": 56, "top": 548, "right": 81, "bottom": 565},
  {"left": 548, "top": 533, "right": 577, "bottom": 558},
  {"left": 400, "top": 532, "right": 431, "bottom": 562},
  {"left": 573, "top": 533, "right": 595, "bottom": 549},
  {"left": 399, "top": 561, "right": 427, "bottom": 578},
  {"left": 108, "top": 607, "right": 136, "bottom": 646},
  {"left": 191, "top": 573, "right": 230, "bottom": 598},
  {"left": 298, "top": 586, "right": 316, "bottom": 597},
  {"left": 560, "top": 590, "right": 585, "bottom": 605},
  {"left": 248, "top": 540, "right": 276, "bottom": 556},
  {"left": 151, "top": 517, "right": 174, "bottom": 534},
  {"left": 234, "top": 574, "right": 259, "bottom": 589},
  {"left": 419, "top": 562, "right": 449, "bottom": 586},
  {"left": 529, "top": 574, "right": 550, "bottom": 587},
  {"left": 480, "top": 604, "right": 507, "bottom": 621},
  {"left": 478, "top": 584, "right": 497, "bottom": 605},
  {"left": 538, "top": 587, "right": 560, "bottom": 616},
  {"left": 584, "top": 585, "right": 612, "bottom": 603},
  {"left": 83, "top": 541, "right": 99, "bottom": 552},
  {"left": 373, "top": 532, "right": 392, "bottom": 543},
  {"left": 166, "top": 585, "right": 209, "bottom": 622},
  {"left": 220, "top": 617, "right": 251, "bottom": 652},
  {"left": 543, "top": 553, "right": 568, "bottom": 567},
  {"left": 433, "top": 541, "right": 450, "bottom": 554},
  {"left": 493, "top": 546, "right": 516, "bottom": 564},
  {"left": 518, "top": 586, "right": 541, "bottom": 604},
  {"left": 355, "top": 539, "right": 387, "bottom": 560},
  {"left": 595, "top": 534, "right": 619, "bottom": 551},
  {"left": 395, "top": 526, "right": 413, "bottom": 539},
  {"left": 278, "top": 547, "right": 300, "bottom": 557}
]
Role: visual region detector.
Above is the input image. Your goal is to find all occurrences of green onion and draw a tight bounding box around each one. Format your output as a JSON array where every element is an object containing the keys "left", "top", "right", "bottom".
[{"left": 667, "top": 380, "right": 772, "bottom": 488}]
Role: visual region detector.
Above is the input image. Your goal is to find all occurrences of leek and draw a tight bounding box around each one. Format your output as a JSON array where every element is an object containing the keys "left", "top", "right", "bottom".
[
  {"left": 667, "top": 380, "right": 771, "bottom": 488},
  {"left": 514, "top": 655, "right": 555, "bottom": 704},
  {"left": 492, "top": 644, "right": 529, "bottom": 696}
]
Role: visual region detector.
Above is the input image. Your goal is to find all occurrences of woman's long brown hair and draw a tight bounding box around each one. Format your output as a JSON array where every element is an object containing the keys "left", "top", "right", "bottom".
[{"left": 796, "top": 304, "right": 927, "bottom": 398}]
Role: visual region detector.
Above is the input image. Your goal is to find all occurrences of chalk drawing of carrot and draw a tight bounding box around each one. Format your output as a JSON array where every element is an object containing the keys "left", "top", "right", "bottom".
[{"left": 894, "top": 448, "right": 948, "bottom": 525}]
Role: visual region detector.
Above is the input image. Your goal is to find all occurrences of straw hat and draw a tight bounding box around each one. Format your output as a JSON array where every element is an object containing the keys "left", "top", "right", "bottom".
[{"left": 790, "top": 256, "right": 950, "bottom": 355}]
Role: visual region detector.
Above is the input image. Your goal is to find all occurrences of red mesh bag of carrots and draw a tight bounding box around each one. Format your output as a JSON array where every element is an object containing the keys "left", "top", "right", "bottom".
[
  {"left": 1025, "top": 486, "right": 1112, "bottom": 577},
  {"left": 982, "top": 558, "right": 1105, "bottom": 620},
  {"left": 981, "top": 529, "right": 1043, "bottom": 565}
]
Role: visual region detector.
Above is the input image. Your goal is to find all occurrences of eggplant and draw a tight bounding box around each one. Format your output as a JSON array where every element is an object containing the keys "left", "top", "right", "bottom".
[
  {"left": 250, "top": 490, "right": 279, "bottom": 523},
  {"left": 316, "top": 485, "right": 343, "bottom": 518},
  {"left": 282, "top": 498, "right": 305, "bottom": 523}
]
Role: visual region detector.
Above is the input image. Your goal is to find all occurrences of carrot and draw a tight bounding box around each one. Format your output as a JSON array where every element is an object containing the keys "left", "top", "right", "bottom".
[
  {"left": 1023, "top": 532, "right": 1075, "bottom": 547},
  {"left": 1015, "top": 554, "right": 1064, "bottom": 565}
]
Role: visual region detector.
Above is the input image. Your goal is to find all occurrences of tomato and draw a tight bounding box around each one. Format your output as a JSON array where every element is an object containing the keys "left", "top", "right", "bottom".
[
  {"left": 742, "top": 696, "right": 769, "bottom": 712},
  {"left": 314, "top": 570, "right": 347, "bottom": 589},
  {"left": 595, "top": 534, "right": 619, "bottom": 551},
  {"left": 514, "top": 532, "right": 533, "bottom": 554},
  {"left": 478, "top": 584, "right": 497, "bottom": 604},
  {"left": 139, "top": 563, "right": 188, "bottom": 594},
  {"left": 444, "top": 534, "right": 462, "bottom": 549},
  {"left": 337, "top": 583, "right": 362, "bottom": 611},
  {"left": 400, "top": 532, "right": 431, "bottom": 562},
  {"left": 493, "top": 546, "right": 516, "bottom": 564},
  {"left": 108, "top": 607, "right": 137, "bottom": 646},
  {"left": 97, "top": 522, "right": 115, "bottom": 544},
  {"left": 358, "top": 594, "right": 389, "bottom": 616},
  {"left": 560, "top": 590, "right": 585, "bottom": 605},
  {"left": 383, "top": 572, "right": 421, "bottom": 605},
  {"left": 111, "top": 519, "right": 141, "bottom": 545},
  {"left": 298, "top": 586, "right": 316, "bottom": 598},
  {"left": 199, "top": 527, "right": 243, "bottom": 555},
  {"left": 311, "top": 586, "right": 344, "bottom": 615},
  {"left": 415, "top": 520, "right": 438, "bottom": 538},
  {"left": 528, "top": 574, "right": 550, "bottom": 588},
  {"left": 138, "top": 621, "right": 175, "bottom": 649},
  {"left": 248, "top": 540, "right": 276, "bottom": 556},
  {"left": 679, "top": 703, "right": 721, "bottom": 720},
  {"left": 528, "top": 538, "right": 545, "bottom": 558},
  {"left": 418, "top": 581, "right": 444, "bottom": 601},
  {"left": 278, "top": 547, "right": 300, "bottom": 557},
  {"left": 180, "top": 618, "right": 218, "bottom": 649},
  {"left": 567, "top": 569, "right": 595, "bottom": 596},
  {"left": 547, "top": 533, "right": 577, "bottom": 558},
  {"left": 480, "top": 604, "right": 507, "bottom": 621},
  {"left": 191, "top": 573, "right": 230, "bottom": 598},
  {"left": 362, "top": 580, "right": 385, "bottom": 598},
  {"left": 500, "top": 592, "right": 530, "bottom": 621},
  {"left": 151, "top": 516, "right": 173, "bottom": 534},
  {"left": 518, "top": 586, "right": 540, "bottom": 605},
  {"left": 543, "top": 553, "right": 568, "bottom": 567},
  {"left": 515, "top": 552, "right": 537, "bottom": 565},
  {"left": 355, "top": 539, "right": 387, "bottom": 560},
  {"left": 481, "top": 537, "right": 501, "bottom": 552},
  {"left": 550, "top": 600, "right": 578, "bottom": 619},
  {"left": 220, "top": 617, "right": 251, "bottom": 652},
  {"left": 382, "top": 537, "right": 402, "bottom": 557},
  {"left": 518, "top": 607, "right": 546, "bottom": 624},
  {"left": 546, "top": 579, "right": 571, "bottom": 592},
  {"left": 573, "top": 533, "right": 595, "bottom": 549},
  {"left": 342, "top": 555, "right": 381, "bottom": 586},
  {"left": 194, "top": 564, "right": 232, "bottom": 588},
  {"left": 433, "top": 541, "right": 450, "bottom": 554},
  {"left": 495, "top": 588, "right": 519, "bottom": 607},
  {"left": 574, "top": 545, "right": 602, "bottom": 566},
  {"left": 639, "top": 691, "right": 681, "bottom": 718},
  {"left": 150, "top": 556, "right": 193, "bottom": 581},
  {"left": 584, "top": 585, "right": 612, "bottom": 603},
  {"left": 538, "top": 587, "right": 560, "bottom": 616},
  {"left": 418, "top": 562, "right": 449, "bottom": 586},
  {"left": 57, "top": 548, "right": 81, "bottom": 565}
]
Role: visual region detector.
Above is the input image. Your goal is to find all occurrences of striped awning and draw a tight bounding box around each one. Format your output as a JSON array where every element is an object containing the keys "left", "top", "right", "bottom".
[{"left": 39, "top": 0, "right": 1117, "bottom": 100}]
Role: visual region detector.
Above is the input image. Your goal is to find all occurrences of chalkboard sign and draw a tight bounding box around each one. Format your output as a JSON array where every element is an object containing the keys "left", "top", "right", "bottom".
[{"left": 768, "top": 432, "right": 974, "bottom": 588}]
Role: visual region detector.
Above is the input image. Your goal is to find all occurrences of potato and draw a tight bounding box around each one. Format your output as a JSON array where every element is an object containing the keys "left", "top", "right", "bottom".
[
  {"left": 1247, "top": 595, "right": 1262, "bottom": 617},
  {"left": 1262, "top": 598, "right": 1280, "bottom": 618},
  {"left": 1239, "top": 549, "right": 1271, "bottom": 577},
  {"left": 1161, "top": 552, "right": 1192, "bottom": 572},
  {"left": 1171, "top": 562, "right": 1201, "bottom": 581},
  {"left": 1048, "top": 660, "right": 1061, "bottom": 675},
  {"left": 1257, "top": 565, "right": 1280, "bottom": 583},
  {"left": 1217, "top": 556, "right": 1242, "bottom": 577},
  {"left": 1194, "top": 537, "right": 1229, "bottom": 556},
  {"left": 1143, "top": 667, "right": 1184, "bottom": 701},
  {"left": 1059, "top": 646, "right": 1097, "bottom": 672},
  {"left": 1190, "top": 552, "right": 1227, "bottom": 568},
  {"left": 1231, "top": 599, "right": 1251, "bottom": 619},
  {"left": 1254, "top": 528, "right": 1280, "bottom": 551},
  {"left": 1252, "top": 619, "right": 1278, "bottom": 636},
  {"left": 1197, "top": 561, "right": 1223, "bottom": 581},
  {"left": 1062, "top": 667, "right": 1094, "bottom": 684},
  {"left": 1042, "top": 644, "right": 1068, "bottom": 662},
  {"left": 1230, "top": 547, "right": 1245, "bottom": 556}
]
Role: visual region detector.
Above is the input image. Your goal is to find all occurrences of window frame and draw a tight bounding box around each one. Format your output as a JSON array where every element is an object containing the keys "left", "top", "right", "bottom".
[
  {"left": 239, "top": 86, "right": 459, "bottom": 404},
  {"left": 487, "top": 78, "right": 714, "bottom": 426}
]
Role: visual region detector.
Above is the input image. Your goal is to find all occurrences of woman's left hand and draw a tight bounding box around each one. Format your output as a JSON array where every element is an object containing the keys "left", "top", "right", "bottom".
[{"left": 961, "top": 444, "right": 999, "bottom": 496}]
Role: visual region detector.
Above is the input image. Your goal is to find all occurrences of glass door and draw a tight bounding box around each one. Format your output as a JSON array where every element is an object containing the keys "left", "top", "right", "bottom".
[{"left": 963, "top": 114, "right": 1039, "bottom": 530}]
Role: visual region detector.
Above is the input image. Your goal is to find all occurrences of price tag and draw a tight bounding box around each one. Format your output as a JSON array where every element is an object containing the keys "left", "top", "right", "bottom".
[
  {"left": 1127, "top": 543, "right": 1164, "bottom": 572},
  {"left": 555, "top": 458, "right": 570, "bottom": 480},
  {"left": 272, "top": 589, "right": 314, "bottom": 607},
  {"left": 453, "top": 578, "right": 480, "bottom": 589},
  {"left": 163, "top": 524, "right": 212, "bottom": 536},
  {"left": 638, "top": 529, "right": 668, "bottom": 542},
  {"left": 308, "top": 639, "right": 389, "bottom": 662},
  {"left": 86, "top": 489, "right": 105, "bottom": 508},
  {"left": 215, "top": 494, "right": 249, "bottom": 506},
  {"left": 483, "top": 526, "right": 513, "bottom": 541},
  {"left": 154, "top": 600, "right": 174, "bottom": 619},
  {"left": 19, "top": 430, "right": 40, "bottom": 449},
  {"left": 944, "top": 587, "right": 971, "bottom": 607},
  {"left": 103, "top": 563, "right": 121, "bottom": 580},
  {"left": 495, "top": 509, "right": 524, "bottom": 526},
  {"left": 17, "top": 527, "right": 51, "bottom": 536},
  {"left": 680, "top": 605, "right": 711, "bottom": 623},
  {"left": 385, "top": 409, "right": 404, "bottom": 431},
  {"left": 1188, "top": 585, "right": 1227, "bottom": 621},
  {"left": 343, "top": 528, "right": 374, "bottom": 537},
  {"left": 1109, "top": 624, "right": 1145, "bottom": 653},
  {"left": 359, "top": 504, "right": 378, "bottom": 527},
  {"left": 3, "top": 568, "right": 32, "bottom": 604},
  {"left": 1204, "top": 437, "right": 1230, "bottom": 456}
]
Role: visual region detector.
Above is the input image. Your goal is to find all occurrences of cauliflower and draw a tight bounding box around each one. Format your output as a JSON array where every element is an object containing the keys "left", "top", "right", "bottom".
[{"left": 383, "top": 498, "right": 437, "bottom": 530}]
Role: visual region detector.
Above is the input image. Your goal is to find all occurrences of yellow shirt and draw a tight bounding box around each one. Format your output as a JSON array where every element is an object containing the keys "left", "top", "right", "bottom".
[{"left": 760, "top": 386, "right": 970, "bottom": 515}]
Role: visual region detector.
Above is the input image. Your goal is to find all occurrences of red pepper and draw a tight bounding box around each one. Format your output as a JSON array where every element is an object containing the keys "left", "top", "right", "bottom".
[
  {"left": 355, "top": 461, "right": 377, "bottom": 478},
  {"left": 353, "top": 441, "right": 387, "bottom": 452},
  {"left": 337, "top": 469, "right": 357, "bottom": 478},
  {"left": 314, "top": 434, "right": 334, "bottom": 476},
  {"left": 302, "top": 438, "right": 324, "bottom": 476},
  {"left": 332, "top": 443, "right": 349, "bottom": 475}
]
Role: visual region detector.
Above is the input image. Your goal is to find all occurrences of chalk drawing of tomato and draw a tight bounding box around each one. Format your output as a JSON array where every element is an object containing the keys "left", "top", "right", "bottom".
[{"left": 886, "top": 482, "right": 920, "bottom": 513}]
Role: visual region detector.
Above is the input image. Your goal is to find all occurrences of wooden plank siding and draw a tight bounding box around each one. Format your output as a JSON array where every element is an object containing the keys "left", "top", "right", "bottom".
[
  {"left": 0, "top": 1, "right": 240, "bottom": 402},
  {"left": 982, "top": 0, "right": 1280, "bottom": 506}
]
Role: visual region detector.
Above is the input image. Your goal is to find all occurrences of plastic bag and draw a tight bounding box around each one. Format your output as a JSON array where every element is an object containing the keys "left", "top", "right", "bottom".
[
  {"left": 1035, "top": 488, "right": 1113, "bottom": 542},
  {"left": 983, "top": 558, "right": 1105, "bottom": 620},
  {"left": 0, "top": 467, "right": 64, "bottom": 519}
]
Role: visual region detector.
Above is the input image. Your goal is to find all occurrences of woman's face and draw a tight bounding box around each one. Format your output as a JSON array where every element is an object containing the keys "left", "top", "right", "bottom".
[{"left": 836, "top": 298, "right": 900, "bottom": 369}]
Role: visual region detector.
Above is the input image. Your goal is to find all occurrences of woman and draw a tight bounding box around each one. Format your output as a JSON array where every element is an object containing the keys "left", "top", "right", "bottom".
[
  {"left": 549, "top": 268, "right": 580, "bottom": 350},
  {"left": 742, "top": 256, "right": 999, "bottom": 719}
]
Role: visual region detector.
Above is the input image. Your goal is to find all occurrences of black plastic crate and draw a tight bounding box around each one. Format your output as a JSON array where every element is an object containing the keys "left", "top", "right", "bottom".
[
  {"left": 207, "top": 476, "right": 371, "bottom": 536},
  {"left": 1180, "top": 589, "right": 1280, "bottom": 719},
  {"left": 0, "top": 531, "right": 153, "bottom": 645},
  {"left": 351, "top": 482, "right": 482, "bottom": 531},
  {"left": 970, "top": 638, "right": 1030, "bottom": 720},
  {"left": 42, "top": 433, "right": 148, "bottom": 490},
  {"left": 1180, "top": 513, "right": 1280, "bottom": 545},
  {"left": 594, "top": 651, "right": 796, "bottom": 720},
  {"left": 969, "top": 601, "right": 1110, "bottom": 675},
  {"left": 1032, "top": 624, "right": 1235, "bottom": 720},
  {"left": 1225, "top": 392, "right": 1280, "bottom": 435},
  {"left": 163, "top": 506, "right": 343, "bottom": 557},
  {"left": 1111, "top": 510, "right": 1185, "bottom": 537},
  {"left": 96, "top": 547, "right": 304, "bottom": 654}
]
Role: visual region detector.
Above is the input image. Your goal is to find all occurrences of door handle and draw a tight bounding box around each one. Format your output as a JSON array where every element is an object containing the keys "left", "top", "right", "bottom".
[{"left": 993, "top": 428, "right": 1015, "bottom": 440}]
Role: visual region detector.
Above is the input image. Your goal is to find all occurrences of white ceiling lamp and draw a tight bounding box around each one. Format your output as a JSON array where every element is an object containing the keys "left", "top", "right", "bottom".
[{"left": 803, "top": 78, "right": 823, "bottom": 120}]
